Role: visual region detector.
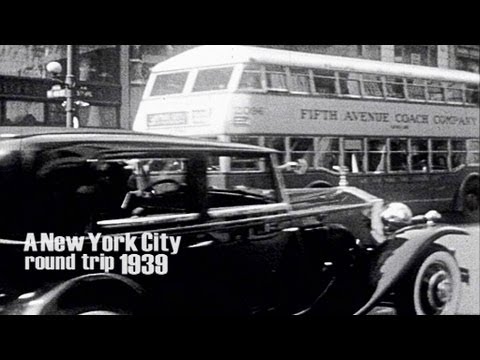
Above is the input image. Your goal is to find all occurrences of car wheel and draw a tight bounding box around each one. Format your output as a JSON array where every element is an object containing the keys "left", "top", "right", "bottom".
[{"left": 395, "top": 246, "right": 461, "bottom": 315}]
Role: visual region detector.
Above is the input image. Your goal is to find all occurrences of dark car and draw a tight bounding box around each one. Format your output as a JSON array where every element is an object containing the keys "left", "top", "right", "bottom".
[{"left": 0, "top": 127, "right": 471, "bottom": 315}]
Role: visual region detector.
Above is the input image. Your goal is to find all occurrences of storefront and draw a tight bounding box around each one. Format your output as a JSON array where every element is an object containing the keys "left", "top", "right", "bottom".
[{"left": 0, "top": 45, "right": 122, "bottom": 128}]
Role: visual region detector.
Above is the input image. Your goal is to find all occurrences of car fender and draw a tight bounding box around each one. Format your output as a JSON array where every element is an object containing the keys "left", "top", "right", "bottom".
[
  {"left": 3, "top": 273, "right": 146, "bottom": 315},
  {"left": 353, "top": 225, "right": 469, "bottom": 315}
]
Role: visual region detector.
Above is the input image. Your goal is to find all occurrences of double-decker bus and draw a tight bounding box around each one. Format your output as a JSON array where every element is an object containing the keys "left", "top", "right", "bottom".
[{"left": 133, "top": 45, "right": 480, "bottom": 218}]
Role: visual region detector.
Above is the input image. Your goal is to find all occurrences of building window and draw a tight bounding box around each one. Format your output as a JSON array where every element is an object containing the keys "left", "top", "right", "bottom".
[
  {"left": 45, "top": 103, "right": 119, "bottom": 128},
  {"left": 455, "top": 45, "right": 479, "bottom": 73},
  {"left": 0, "top": 45, "right": 66, "bottom": 79},
  {"left": 394, "top": 45, "right": 438, "bottom": 67},
  {"left": 4, "top": 101, "right": 44, "bottom": 125},
  {"left": 78, "top": 45, "right": 120, "bottom": 84},
  {"left": 77, "top": 106, "right": 118, "bottom": 128}
]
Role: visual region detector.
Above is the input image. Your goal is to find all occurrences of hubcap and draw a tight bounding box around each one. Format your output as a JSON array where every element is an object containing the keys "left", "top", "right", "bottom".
[{"left": 420, "top": 264, "right": 453, "bottom": 314}]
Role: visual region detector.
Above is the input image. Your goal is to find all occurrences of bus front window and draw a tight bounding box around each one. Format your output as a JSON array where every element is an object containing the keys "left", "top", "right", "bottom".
[
  {"left": 192, "top": 67, "right": 234, "bottom": 92},
  {"left": 150, "top": 72, "right": 189, "bottom": 96}
]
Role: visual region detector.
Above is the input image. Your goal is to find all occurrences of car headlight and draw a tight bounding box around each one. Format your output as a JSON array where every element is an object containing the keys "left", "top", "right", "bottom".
[{"left": 380, "top": 202, "right": 413, "bottom": 231}]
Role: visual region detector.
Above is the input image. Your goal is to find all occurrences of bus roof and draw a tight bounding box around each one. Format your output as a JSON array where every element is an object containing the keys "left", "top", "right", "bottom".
[{"left": 151, "top": 45, "right": 480, "bottom": 85}]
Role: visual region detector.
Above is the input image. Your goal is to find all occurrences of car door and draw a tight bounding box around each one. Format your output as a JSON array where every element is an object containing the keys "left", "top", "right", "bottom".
[{"left": 190, "top": 152, "right": 304, "bottom": 315}]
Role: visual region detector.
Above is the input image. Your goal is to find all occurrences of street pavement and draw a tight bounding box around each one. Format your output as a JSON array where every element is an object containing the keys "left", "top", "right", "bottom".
[{"left": 440, "top": 222, "right": 479, "bottom": 315}]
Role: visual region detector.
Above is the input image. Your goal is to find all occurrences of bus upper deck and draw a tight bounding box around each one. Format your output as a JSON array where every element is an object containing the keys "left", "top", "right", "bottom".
[{"left": 137, "top": 45, "right": 479, "bottom": 103}]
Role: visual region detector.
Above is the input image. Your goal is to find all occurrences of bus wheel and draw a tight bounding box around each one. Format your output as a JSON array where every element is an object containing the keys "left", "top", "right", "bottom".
[
  {"left": 462, "top": 180, "right": 479, "bottom": 222},
  {"left": 395, "top": 246, "right": 461, "bottom": 315}
]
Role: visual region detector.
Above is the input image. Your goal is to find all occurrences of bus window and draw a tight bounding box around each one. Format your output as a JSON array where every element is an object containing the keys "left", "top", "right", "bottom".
[
  {"left": 389, "top": 139, "right": 408, "bottom": 172},
  {"left": 451, "top": 140, "right": 467, "bottom": 169},
  {"left": 344, "top": 138, "right": 364, "bottom": 173},
  {"left": 265, "top": 136, "right": 286, "bottom": 164},
  {"left": 431, "top": 140, "right": 448, "bottom": 171},
  {"left": 367, "top": 139, "right": 387, "bottom": 173},
  {"left": 385, "top": 77, "right": 406, "bottom": 99},
  {"left": 312, "top": 69, "right": 336, "bottom": 96},
  {"left": 230, "top": 136, "right": 261, "bottom": 171},
  {"left": 192, "top": 67, "right": 234, "bottom": 92},
  {"left": 467, "top": 139, "right": 480, "bottom": 165},
  {"left": 289, "top": 67, "right": 311, "bottom": 93},
  {"left": 339, "top": 72, "right": 361, "bottom": 97},
  {"left": 317, "top": 137, "right": 340, "bottom": 171},
  {"left": 150, "top": 72, "right": 189, "bottom": 96},
  {"left": 238, "top": 64, "right": 263, "bottom": 90},
  {"left": 427, "top": 81, "right": 445, "bottom": 102},
  {"left": 265, "top": 65, "right": 288, "bottom": 92},
  {"left": 445, "top": 83, "right": 464, "bottom": 103},
  {"left": 410, "top": 139, "right": 428, "bottom": 172},
  {"left": 407, "top": 79, "right": 427, "bottom": 100},
  {"left": 289, "top": 137, "right": 314, "bottom": 169},
  {"left": 465, "top": 85, "right": 479, "bottom": 105},
  {"left": 238, "top": 65, "right": 263, "bottom": 90},
  {"left": 362, "top": 75, "right": 384, "bottom": 98}
]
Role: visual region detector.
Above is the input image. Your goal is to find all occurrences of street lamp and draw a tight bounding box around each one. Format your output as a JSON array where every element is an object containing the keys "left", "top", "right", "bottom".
[{"left": 46, "top": 45, "right": 91, "bottom": 128}]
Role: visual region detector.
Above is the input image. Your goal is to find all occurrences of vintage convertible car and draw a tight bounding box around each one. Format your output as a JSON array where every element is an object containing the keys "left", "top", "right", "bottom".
[{"left": 0, "top": 127, "right": 471, "bottom": 315}]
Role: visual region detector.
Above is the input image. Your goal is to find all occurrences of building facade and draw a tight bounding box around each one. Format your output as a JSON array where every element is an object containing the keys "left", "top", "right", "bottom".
[{"left": 0, "top": 45, "right": 478, "bottom": 130}]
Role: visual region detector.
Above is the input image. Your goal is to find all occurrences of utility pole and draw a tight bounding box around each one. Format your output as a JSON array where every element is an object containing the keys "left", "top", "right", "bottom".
[{"left": 65, "top": 45, "right": 76, "bottom": 128}]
